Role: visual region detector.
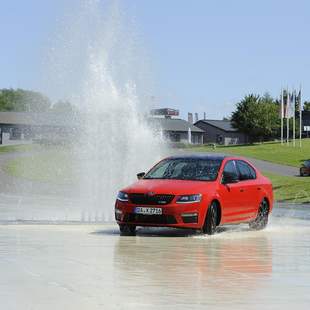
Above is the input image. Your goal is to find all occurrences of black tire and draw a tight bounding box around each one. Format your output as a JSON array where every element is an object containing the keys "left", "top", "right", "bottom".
[
  {"left": 202, "top": 202, "right": 218, "bottom": 235},
  {"left": 249, "top": 199, "right": 269, "bottom": 230},
  {"left": 119, "top": 224, "right": 136, "bottom": 236}
]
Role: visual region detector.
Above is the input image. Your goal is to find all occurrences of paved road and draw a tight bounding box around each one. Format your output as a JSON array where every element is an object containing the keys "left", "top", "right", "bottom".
[
  {"left": 2, "top": 212, "right": 310, "bottom": 310},
  {"left": 244, "top": 157, "right": 299, "bottom": 177}
]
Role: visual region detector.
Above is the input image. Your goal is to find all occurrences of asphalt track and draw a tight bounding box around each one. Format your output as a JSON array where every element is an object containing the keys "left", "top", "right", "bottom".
[{"left": 1, "top": 206, "right": 310, "bottom": 310}]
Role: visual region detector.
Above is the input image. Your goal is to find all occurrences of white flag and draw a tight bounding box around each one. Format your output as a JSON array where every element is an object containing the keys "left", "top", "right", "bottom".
[{"left": 287, "top": 92, "right": 294, "bottom": 118}]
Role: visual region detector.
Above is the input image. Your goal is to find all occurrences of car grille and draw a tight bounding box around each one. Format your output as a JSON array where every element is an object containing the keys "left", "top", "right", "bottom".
[
  {"left": 124, "top": 213, "right": 177, "bottom": 225},
  {"left": 129, "top": 193, "right": 175, "bottom": 205}
]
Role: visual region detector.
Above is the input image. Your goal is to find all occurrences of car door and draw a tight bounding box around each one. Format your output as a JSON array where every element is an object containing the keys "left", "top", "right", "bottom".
[
  {"left": 235, "top": 160, "right": 260, "bottom": 221},
  {"left": 218, "top": 160, "right": 245, "bottom": 223}
]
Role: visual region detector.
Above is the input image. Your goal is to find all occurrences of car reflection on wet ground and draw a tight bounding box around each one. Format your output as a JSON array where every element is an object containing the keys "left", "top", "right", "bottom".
[{"left": 1, "top": 208, "right": 310, "bottom": 310}]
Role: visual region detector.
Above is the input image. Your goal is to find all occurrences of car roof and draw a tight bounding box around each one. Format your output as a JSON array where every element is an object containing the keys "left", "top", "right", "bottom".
[{"left": 166, "top": 153, "right": 227, "bottom": 161}]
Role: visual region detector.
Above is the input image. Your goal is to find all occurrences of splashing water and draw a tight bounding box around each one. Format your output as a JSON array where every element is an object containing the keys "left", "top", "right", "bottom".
[{"left": 43, "top": 0, "right": 167, "bottom": 220}]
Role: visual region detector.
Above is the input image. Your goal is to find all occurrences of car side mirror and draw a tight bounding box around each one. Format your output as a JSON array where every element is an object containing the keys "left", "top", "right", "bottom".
[
  {"left": 137, "top": 172, "right": 145, "bottom": 180},
  {"left": 222, "top": 173, "right": 239, "bottom": 184}
]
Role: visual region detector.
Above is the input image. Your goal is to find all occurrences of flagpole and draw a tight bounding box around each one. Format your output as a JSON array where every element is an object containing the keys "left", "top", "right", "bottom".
[
  {"left": 287, "top": 116, "right": 289, "bottom": 146},
  {"left": 299, "top": 85, "right": 302, "bottom": 148},
  {"left": 293, "top": 91, "right": 296, "bottom": 147},
  {"left": 281, "top": 89, "right": 284, "bottom": 145},
  {"left": 287, "top": 88, "right": 289, "bottom": 146}
]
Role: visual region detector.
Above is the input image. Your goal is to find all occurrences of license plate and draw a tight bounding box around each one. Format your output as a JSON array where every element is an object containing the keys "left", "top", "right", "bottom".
[{"left": 134, "top": 207, "right": 162, "bottom": 215}]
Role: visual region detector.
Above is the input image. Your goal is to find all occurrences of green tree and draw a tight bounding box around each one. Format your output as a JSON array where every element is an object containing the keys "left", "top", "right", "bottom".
[
  {"left": 231, "top": 93, "right": 280, "bottom": 142},
  {"left": 0, "top": 88, "right": 51, "bottom": 112},
  {"left": 303, "top": 101, "right": 310, "bottom": 111}
]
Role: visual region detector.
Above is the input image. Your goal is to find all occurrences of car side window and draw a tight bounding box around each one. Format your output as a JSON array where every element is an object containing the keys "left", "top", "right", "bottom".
[
  {"left": 248, "top": 164, "right": 256, "bottom": 179},
  {"left": 236, "top": 160, "right": 256, "bottom": 180},
  {"left": 222, "top": 160, "right": 238, "bottom": 182}
]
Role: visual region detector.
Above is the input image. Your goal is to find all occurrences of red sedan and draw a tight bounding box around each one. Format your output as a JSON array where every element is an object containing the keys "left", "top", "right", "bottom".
[{"left": 115, "top": 154, "right": 273, "bottom": 235}]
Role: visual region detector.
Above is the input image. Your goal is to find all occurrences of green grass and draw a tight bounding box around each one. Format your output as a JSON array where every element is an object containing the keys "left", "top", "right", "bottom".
[
  {"left": 190, "top": 139, "right": 310, "bottom": 167},
  {"left": 2, "top": 143, "right": 310, "bottom": 203},
  {"left": 4, "top": 148, "right": 75, "bottom": 184},
  {"left": 263, "top": 171, "right": 310, "bottom": 203},
  {"left": 0, "top": 144, "right": 39, "bottom": 153}
]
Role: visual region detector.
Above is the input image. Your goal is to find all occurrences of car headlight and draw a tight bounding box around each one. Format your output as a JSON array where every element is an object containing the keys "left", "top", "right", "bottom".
[
  {"left": 117, "top": 191, "right": 129, "bottom": 202},
  {"left": 176, "top": 194, "right": 202, "bottom": 204}
]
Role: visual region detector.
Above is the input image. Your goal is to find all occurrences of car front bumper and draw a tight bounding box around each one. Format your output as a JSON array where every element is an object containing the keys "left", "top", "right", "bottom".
[{"left": 115, "top": 200, "right": 204, "bottom": 229}]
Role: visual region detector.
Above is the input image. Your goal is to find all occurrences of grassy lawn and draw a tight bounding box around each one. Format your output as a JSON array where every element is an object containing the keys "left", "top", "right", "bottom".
[
  {"left": 4, "top": 148, "right": 75, "bottom": 184},
  {"left": 190, "top": 139, "right": 310, "bottom": 167},
  {"left": 2, "top": 143, "right": 310, "bottom": 203},
  {"left": 262, "top": 171, "right": 310, "bottom": 203},
  {"left": 0, "top": 144, "right": 39, "bottom": 153}
]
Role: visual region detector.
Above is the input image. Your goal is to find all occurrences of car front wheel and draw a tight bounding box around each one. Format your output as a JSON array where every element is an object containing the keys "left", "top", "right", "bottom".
[
  {"left": 249, "top": 199, "right": 269, "bottom": 230},
  {"left": 119, "top": 224, "right": 136, "bottom": 236},
  {"left": 202, "top": 202, "right": 218, "bottom": 235}
]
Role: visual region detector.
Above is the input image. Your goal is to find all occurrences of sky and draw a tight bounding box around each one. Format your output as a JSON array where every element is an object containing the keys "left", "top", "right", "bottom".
[{"left": 1, "top": 0, "right": 310, "bottom": 119}]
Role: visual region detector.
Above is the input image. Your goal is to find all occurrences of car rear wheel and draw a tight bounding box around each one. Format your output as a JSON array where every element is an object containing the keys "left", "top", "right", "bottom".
[
  {"left": 249, "top": 199, "right": 269, "bottom": 230},
  {"left": 119, "top": 224, "right": 136, "bottom": 236},
  {"left": 202, "top": 202, "right": 218, "bottom": 235}
]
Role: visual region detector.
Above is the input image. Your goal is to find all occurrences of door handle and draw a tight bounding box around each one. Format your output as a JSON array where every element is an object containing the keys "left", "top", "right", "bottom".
[
  {"left": 240, "top": 189, "right": 244, "bottom": 192},
  {"left": 257, "top": 187, "right": 262, "bottom": 191}
]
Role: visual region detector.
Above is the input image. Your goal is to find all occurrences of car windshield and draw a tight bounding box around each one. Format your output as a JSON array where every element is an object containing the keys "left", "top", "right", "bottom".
[
  {"left": 304, "top": 160, "right": 310, "bottom": 167},
  {"left": 144, "top": 158, "right": 222, "bottom": 181}
]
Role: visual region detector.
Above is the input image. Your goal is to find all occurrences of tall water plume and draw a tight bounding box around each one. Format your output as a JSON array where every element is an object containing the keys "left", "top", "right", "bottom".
[{"left": 44, "top": 0, "right": 167, "bottom": 220}]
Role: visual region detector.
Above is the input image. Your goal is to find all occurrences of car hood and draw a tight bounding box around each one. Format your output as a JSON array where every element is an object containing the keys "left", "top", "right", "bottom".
[{"left": 121, "top": 179, "right": 215, "bottom": 195}]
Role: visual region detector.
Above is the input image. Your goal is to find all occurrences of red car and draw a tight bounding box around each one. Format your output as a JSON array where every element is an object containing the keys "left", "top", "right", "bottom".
[{"left": 115, "top": 154, "right": 273, "bottom": 235}]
